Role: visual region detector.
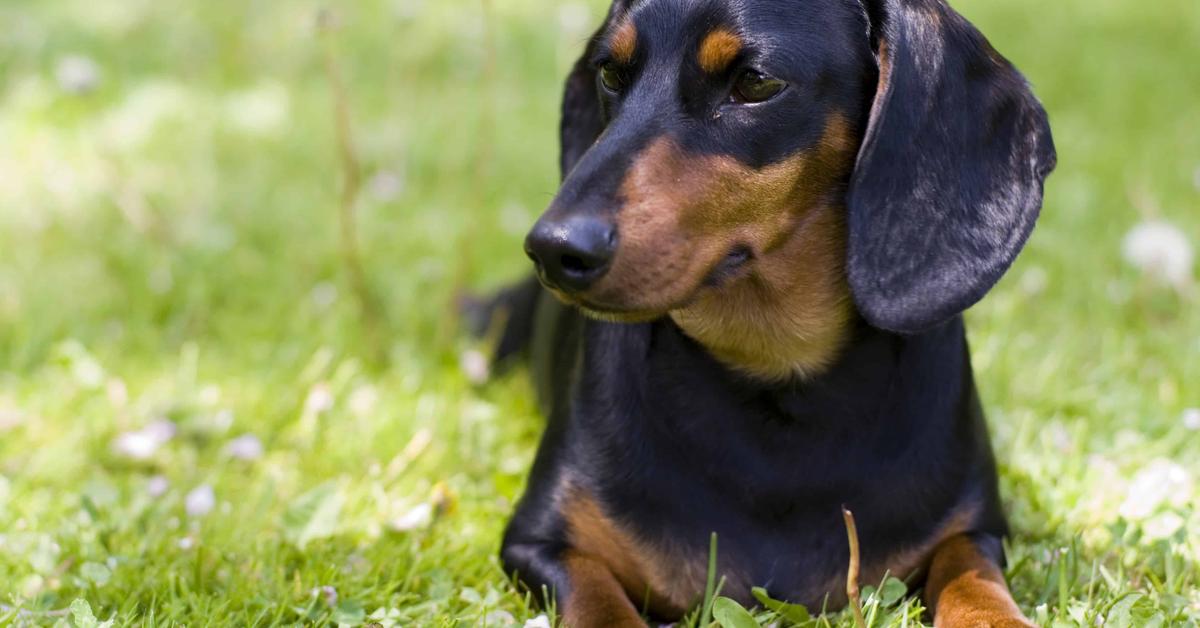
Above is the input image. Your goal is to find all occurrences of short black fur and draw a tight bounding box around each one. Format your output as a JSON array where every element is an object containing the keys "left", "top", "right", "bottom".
[{"left": 480, "top": 0, "right": 1055, "bottom": 621}]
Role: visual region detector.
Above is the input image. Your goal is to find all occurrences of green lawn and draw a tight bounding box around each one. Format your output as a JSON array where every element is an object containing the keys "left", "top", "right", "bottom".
[{"left": 1, "top": 0, "right": 1197, "bottom": 625}]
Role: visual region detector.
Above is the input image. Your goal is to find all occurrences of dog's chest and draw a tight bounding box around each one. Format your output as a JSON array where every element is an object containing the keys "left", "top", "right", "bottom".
[
  {"left": 569, "top": 474, "right": 973, "bottom": 616},
  {"left": 564, "top": 319, "right": 982, "bottom": 614}
]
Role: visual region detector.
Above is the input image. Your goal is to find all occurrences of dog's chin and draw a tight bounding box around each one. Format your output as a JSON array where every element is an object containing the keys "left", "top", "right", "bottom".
[
  {"left": 563, "top": 276, "right": 754, "bottom": 324},
  {"left": 576, "top": 306, "right": 666, "bottom": 323},
  {"left": 542, "top": 247, "right": 758, "bottom": 323},
  {"left": 543, "top": 287, "right": 686, "bottom": 323}
]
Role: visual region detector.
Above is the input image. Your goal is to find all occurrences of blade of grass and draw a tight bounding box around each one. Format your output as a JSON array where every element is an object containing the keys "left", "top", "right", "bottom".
[
  {"left": 701, "top": 532, "right": 719, "bottom": 627},
  {"left": 843, "top": 507, "right": 867, "bottom": 628}
]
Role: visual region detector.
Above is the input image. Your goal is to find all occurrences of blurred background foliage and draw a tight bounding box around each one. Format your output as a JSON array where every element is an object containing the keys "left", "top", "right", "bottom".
[{"left": 0, "top": 0, "right": 1197, "bottom": 625}]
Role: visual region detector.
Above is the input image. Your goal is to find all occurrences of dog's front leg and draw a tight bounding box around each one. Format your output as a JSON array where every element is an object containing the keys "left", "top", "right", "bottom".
[
  {"left": 502, "top": 541, "right": 646, "bottom": 628},
  {"left": 559, "top": 551, "right": 647, "bottom": 627},
  {"left": 924, "top": 534, "right": 1034, "bottom": 628}
]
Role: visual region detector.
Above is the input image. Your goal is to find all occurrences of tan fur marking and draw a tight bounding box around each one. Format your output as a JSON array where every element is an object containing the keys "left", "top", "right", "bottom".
[
  {"left": 660, "top": 115, "right": 858, "bottom": 379},
  {"left": 697, "top": 29, "right": 743, "bottom": 74},
  {"left": 925, "top": 535, "right": 1034, "bottom": 627},
  {"left": 562, "top": 484, "right": 705, "bottom": 619},
  {"left": 561, "top": 552, "right": 646, "bottom": 628},
  {"left": 610, "top": 19, "right": 638, "bottom": 64}
]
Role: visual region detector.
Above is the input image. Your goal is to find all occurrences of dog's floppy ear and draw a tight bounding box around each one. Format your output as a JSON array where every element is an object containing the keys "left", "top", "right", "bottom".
[
  {"left": 559, "top": 1, "right": 630, "bottom": 180},
  {"left": 847, "top": 0, "right": 1056, "bottom": 334}
]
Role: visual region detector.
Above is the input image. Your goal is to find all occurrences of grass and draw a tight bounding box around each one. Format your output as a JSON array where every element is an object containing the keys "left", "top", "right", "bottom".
[{"left": 0, "top": 0, "right": 1197, "bottom": 625}]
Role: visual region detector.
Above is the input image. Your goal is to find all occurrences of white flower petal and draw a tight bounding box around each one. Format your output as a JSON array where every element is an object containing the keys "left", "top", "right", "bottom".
[
  {"left": 367, "top": 170, "right": 405, "bottom": 203},
  {"left": 1122, "top": 220, "right": 1195, "bottom": 288},
  {"left": 113, "top": 431, "right": 160, "bottom": 460},
  {"left": 224, "top": 434, "right": 264, "bottom": 461},
  {"left": 310, "top": 282, "right": 339, "bottom": 310},
  {"left": 1143, "top": 511, "right": 1185, "bottom": 540},
  {"left": 349, "top": 385, "right": 379, "bottom": 418},
  {"left": 305, "top": 383, "right": 334, "bottom": 414},
  {"left": 143, "top": 419, "right": 177, "bottom": 445},
  {"left": 1183, "top": 408, "right": 1200, "bottom": 431},
  {"left": 524, "top": 615, "right": 552, "bottom": 628},
  {"left": 1119, "top": 459, "right": 1193, "bottom": 520},
  {"left": 198, "top": 385, "right": 222, "bottom": 406},
  {"left": 390, "top": 502, "right": 433, "bottom": 532},
  {"left": 1018, "top": 266, "right": 1049, "bottom": 296},
  {"left": 459, "top": 349, "right": 490, "bottom": 385},
  {"left": 185, "top": 484, "right": 216, "bottom": 517},
  {"left": 313, "top": 585, "right": 338, "bottom": 607},
  {"left": 147, "top": 475, "right": 169, "bottom": 498},
  {"left": 55, "top": 55, "right": 101, "bottom": 94}
]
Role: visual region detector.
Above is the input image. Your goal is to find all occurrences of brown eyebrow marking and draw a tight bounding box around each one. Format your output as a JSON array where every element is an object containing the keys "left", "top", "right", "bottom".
[
  {"left": 609, "top": 18, "right": 638, "bottom": 64},
  {"left": 698, "top": 28, "right": 743, "bottom": 74}
]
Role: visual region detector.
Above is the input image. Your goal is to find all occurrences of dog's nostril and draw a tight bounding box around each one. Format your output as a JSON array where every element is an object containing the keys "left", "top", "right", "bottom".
[
  {"left": 525, "top": 215, "right": 616, "bottom": 292},
  {"left": 560, "top": 254, "right": 592, "bottom": 275}
]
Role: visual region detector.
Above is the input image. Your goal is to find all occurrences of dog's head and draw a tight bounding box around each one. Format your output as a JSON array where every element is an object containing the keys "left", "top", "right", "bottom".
[{"left": 525, "top": 0, "right": 1055, "bottom": 335}]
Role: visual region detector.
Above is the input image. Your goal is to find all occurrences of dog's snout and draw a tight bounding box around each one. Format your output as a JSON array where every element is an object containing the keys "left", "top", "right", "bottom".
[{"left": 524, "top": 215, "right": 617, "bottom": 292}]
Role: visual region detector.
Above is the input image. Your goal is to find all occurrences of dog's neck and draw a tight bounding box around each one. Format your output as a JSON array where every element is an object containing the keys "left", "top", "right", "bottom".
[{"left": 669, "top": 201, "right": 855, "bottom": 381}]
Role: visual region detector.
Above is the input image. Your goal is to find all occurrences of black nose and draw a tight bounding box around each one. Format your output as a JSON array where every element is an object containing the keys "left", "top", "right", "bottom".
[{"left": 524, "top": 215, "right": 617, "bottom": 292}]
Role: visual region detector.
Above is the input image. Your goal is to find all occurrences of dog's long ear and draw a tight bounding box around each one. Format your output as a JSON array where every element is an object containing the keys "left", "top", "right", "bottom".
[
  {"left": 559, "top": 2, "right": 629, "bottom": 180},
  {"left": 847, "top": 0, "right": 1056, "bottom": 334}
]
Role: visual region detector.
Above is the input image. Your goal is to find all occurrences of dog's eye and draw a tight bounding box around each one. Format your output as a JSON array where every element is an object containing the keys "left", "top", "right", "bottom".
[
  {"left": 732, "top": 70, "right": 786, "bottom": 103},
  {"left": 598, "top": 63, "right": 627, "bottom": 93}
]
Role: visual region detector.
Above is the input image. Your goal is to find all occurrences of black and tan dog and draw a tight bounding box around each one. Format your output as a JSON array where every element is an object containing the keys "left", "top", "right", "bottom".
[{"left": 469, "top": 0, "right": 1055, "bottom": 625}]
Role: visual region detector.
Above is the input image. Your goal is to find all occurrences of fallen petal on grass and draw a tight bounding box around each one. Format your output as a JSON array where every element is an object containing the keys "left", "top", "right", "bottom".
[{"left": 390, "top": 502, "right": 433, "bottom": 532}]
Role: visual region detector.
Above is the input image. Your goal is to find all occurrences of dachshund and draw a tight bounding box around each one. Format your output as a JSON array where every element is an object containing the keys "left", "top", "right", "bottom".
[{"left": 466, "top": 0, "right": 1056, "bottom": 625}]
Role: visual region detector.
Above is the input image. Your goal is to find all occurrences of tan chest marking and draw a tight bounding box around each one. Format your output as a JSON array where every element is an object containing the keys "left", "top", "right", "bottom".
[{"left": 562, "top": 484, "right": 707, "bottom": 618}]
